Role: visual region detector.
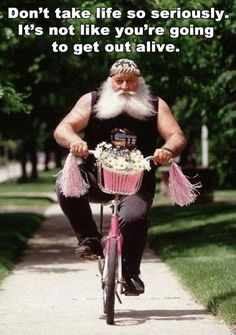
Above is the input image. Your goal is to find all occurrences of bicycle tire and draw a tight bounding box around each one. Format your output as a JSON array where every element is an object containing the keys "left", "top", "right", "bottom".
[{"left": 104, "top": 238, "right": 117, "bottom": 325}]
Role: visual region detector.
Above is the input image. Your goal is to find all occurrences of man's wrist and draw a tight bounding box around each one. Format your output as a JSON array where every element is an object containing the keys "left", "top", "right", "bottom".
[
  {"left": 161, "top": 146, "right": 174, "bottom": 156},
  {"left": 69, "top": 136, "right": 83, "bottom": 146}
]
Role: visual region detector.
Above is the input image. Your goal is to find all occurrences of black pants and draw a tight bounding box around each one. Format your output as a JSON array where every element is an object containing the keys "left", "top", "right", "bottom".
[{"left": 56, "top": 167, "right": 155, "bottom": 275}]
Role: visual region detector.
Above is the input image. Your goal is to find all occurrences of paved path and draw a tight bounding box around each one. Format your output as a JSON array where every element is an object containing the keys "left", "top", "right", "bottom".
[
  {"left": 0, "top": 162, "right": 26, "bottom": 182},
  {"left": 0, "top": 158, "right": 55, "bottom": 183},
  {"left": 0, "top": 204, "right": 233, "bottom": 335}
]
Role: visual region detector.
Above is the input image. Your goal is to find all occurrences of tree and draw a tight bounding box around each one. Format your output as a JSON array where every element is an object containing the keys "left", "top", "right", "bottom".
[{"left": 0, "top": 0, "right": 235, "bottom": 187}]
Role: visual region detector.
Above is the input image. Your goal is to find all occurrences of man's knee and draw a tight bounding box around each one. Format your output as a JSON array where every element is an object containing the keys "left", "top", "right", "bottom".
[
  {"left": 119, "top": 192, "right": 152, "bottom": 228},
  {"left": 119, "top": 207, "right": 148, "bottom": 229},
  {"left": 119, "top": 206, "right": 149, "bottom": 252}
]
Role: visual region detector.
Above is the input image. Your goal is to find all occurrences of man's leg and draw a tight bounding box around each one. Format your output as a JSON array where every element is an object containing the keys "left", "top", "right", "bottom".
[
  {"left": 56, "top": 185, "right": 102, "bottom": 240},
  {"left": 55, "top": 168, "right": 112, "bottom": 258},
  {"left": 118, "top": 190, "right": 153, "bottom": 294}
]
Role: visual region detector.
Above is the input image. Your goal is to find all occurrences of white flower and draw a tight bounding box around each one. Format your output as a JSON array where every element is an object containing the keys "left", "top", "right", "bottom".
[{"left": 94, "top": 142, "right": 150, "bottom": 172}]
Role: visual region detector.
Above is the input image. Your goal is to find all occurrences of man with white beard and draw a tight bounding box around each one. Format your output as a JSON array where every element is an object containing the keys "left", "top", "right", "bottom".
[{"left": 54, "top": 59, "right": 186, "bottom": 295}]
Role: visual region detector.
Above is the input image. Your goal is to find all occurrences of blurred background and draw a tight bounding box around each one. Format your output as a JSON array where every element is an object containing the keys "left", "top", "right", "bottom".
[{"left": 0, "top": 0, "right": 235, "bottom": 192}]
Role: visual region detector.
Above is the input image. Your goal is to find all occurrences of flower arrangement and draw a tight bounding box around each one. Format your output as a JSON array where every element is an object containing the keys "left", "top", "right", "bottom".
[
  {"left": 94, "top": 142, "right": 151, "bottom": 172},
  {"left": 58, "top": 142, "right": 201, "bottom": 203}
]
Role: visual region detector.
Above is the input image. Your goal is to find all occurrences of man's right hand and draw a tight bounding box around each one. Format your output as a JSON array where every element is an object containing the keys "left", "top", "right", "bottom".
[{"left": 70, "top": 140, "right": 89, "bottom": 158}]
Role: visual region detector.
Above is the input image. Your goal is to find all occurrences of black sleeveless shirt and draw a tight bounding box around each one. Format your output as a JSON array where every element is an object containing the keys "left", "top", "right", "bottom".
[{"left": 83, "top": 91, "right": 159, "bottom": 195}]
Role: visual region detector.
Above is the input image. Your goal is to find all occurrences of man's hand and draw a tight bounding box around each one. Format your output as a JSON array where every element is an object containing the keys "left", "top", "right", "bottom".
[
  {"left": 70, "top": 140, "right": 89, "bottom": 158},
  {"left": 153, "top": 148, "right": 173, "bottom": 165}
]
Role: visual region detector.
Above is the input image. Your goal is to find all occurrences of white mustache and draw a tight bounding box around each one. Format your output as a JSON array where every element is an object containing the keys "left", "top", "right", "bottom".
[{"left": 117, "top": 90, "right": 136, "bottom": 96}]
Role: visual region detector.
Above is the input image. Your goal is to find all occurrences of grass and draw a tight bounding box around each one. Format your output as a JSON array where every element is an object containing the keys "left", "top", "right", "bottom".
[
  {"left": 0, "top": 197, "right": 53, "bottom": 207},
  {"left": 0, "top": 168, "right": 59, "bottom": 207},
  {"left": 0, "top": 169, "right": 54, "bottom": 281},
  {"left": 0, "top": 168, "right": 60, "bottom": 193},
  {"left": 214, "top": 190, "right": 236, "bottom": 203},
  {"left": 148, "top": 195, "right": 236, "bottom": 327},
  {"left": 0, "top": 213, "right": 44, "bottom": 282}
]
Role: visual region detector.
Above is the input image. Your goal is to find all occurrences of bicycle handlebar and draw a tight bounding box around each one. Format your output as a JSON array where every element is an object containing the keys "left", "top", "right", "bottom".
[
  {"left": 88, "top": 150, "right": 154, "bottom": 161},
  {"left": 88, "top": 150, "right": 96, "bottom": 155}
]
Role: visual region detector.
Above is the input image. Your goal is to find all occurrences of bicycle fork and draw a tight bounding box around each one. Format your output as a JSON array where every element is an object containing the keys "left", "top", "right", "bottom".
[{"left": 100, "top": 197, "right": 123, "bottom": 304}]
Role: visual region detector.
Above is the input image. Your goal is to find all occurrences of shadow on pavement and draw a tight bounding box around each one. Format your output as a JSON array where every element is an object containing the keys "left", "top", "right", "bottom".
[
  {"left": 101, "top": 308, "right": 209, "bottom": 326},
  {"left": 16, "top": 213, "right": 100, "bottom": 274},
  {"left": 17, "top": 207, "right": 158, "bottom": 274}
]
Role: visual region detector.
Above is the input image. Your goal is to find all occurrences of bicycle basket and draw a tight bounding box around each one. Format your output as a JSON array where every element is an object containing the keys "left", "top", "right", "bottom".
[{"left": 98, "top": 165, "right": 144, "bottom": 195}]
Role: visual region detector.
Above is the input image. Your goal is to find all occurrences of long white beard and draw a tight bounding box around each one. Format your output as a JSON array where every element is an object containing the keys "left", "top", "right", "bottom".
[{"left": 94, "top": 77, "right": 156, "bottom": 120}]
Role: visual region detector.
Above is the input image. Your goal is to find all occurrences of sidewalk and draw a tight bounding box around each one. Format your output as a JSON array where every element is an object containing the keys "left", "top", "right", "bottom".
[
  {"left": 0, "top": 204, "right": 233, "bottom": 335},
  {"left": 0, "top": 162, "right": 25, "bottom": 182},
  {"left": 0, "top": 156, "right": 54, "bottom": 183}
]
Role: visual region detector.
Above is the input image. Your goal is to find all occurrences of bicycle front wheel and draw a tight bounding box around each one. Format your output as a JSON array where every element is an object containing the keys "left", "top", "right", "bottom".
[{"left": 104, "top": 238, "right": 117, "bottom": 325}]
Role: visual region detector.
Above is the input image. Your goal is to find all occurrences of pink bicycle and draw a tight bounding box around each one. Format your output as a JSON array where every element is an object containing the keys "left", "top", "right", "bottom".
[{"left": 88, "top": 150, "right": 153, "bottom": 325}]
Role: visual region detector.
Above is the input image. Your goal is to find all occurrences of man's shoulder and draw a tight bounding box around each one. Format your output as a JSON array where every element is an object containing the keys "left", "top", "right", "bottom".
[
  {"left": 74, "top": 92, "right": 93, "bottom": 108},
  {"left": 80, "top": 92, "right": 93, "bottom": 101},
  {"left": 90, "top": 90, "right": 100, "bottom": 106},
  {"left": 78, "top": 91, "right": 99, "bottom": 116},
  {"left": 149, "top": 95, "right": 159, "bottom": 112},
  {"left": 150, "top": 96, "right": 171, "bottom": 113},
  {"left": 150, "top": 94, "right": 159, "bottom": 102},
  {"left": 158, "top": 97, "right": 171, "bottom": 110}
]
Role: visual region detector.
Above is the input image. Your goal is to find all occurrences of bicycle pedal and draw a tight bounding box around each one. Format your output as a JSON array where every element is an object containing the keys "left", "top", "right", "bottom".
[
  {"left": 122, "top": 285, "right": 141, "bottom": 296},
  {"left": 124, "top": 291, "right": 140, "bottom": 296},
  {"left": 77, "top": 252, "right": 98, "bottom": 261}
]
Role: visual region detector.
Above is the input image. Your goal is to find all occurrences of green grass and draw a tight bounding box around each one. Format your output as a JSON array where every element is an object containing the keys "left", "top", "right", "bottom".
[
  {"left": 214, "top": 190, "right": 236, "bottom": 203},
  {"left": 148, "top": 198, "right": 236, "bottom": 326},
  {"left": 0, "top": 213, "right": 44, "bottom": 282},
  {"left": 0, "top": 169, "right": 59, "bottom": 207},
  {"left": 0, "top": 197, "right": 53, "bottom": 206},
  {"left": 0, "top": 168, "right": 60, "bottom": 193},
  {"left": 0, "top": 169, "right": 55, "bottom": 281}
]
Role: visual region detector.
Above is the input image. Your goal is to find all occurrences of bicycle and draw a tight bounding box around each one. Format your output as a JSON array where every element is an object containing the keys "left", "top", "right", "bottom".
[{"left": 88, "top": 150, "right": 153, "bottom": 325}]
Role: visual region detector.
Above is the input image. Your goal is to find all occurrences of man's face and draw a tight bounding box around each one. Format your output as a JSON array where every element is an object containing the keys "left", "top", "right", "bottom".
[{"left": 110, "top": 74, "right": 139, "bottom": 94}]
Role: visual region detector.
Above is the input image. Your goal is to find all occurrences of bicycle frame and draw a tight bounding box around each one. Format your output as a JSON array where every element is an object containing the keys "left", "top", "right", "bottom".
[
  {"left": 88, "top": 149, "right": 154, "bottom": 324},
  {"left": 101, "top": 194, "right": 123, "bottom": 288}
]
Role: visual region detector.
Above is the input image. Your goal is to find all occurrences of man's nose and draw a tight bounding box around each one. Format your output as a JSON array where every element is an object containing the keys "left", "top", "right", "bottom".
[{"left": 121, "top": 81, "right": 128, "bottom": 90}]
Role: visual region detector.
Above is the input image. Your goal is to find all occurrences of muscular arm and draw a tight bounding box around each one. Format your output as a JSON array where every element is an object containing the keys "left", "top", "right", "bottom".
[
  {"left": 154, "top": 98, "right": 187, "bottom": 163},
  {"left": 54, "top": 93, "right": 92, "bottom": 156}
]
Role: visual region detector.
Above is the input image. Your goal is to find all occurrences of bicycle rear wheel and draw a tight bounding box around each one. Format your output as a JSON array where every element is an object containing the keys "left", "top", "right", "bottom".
[{"left": 103, "top": 238, "right": 117, "bottom": 325}]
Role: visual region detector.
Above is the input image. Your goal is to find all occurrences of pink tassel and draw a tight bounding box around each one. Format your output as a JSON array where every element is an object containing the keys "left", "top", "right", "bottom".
[
  {"left": 58, "top": 153, "right": 89, "bottom": 198},
  {"left": 168, "top": 161, "right": 202, "bottom": 206}
]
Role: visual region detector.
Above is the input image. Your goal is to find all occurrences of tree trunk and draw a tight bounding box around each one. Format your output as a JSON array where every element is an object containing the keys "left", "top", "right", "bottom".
[
  {"left": 18, "top": 145, "right": 28, "bottom": 181},
  {"left": 54, "top": 148, "right": 63, "bottom": 168},
  {"left": 29, "top": 139, "right": 38, "bottom": 180},
  {"left": 44, "top": 150, "right": 50, "bottom": 171}
]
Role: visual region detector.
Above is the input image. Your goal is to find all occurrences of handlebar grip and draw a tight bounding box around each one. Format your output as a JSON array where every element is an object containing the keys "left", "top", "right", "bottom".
[
  {"left": 88, "top": 150, "right": 96, "bottom": 155},
  {"left": 145, "top": 156, "right": 155, "bottom": 161}
]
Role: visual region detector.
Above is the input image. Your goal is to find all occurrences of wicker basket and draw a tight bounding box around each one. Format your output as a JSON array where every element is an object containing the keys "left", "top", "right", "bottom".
[{"left": 101, "top": 166, "right": 143, "bottom": 195}]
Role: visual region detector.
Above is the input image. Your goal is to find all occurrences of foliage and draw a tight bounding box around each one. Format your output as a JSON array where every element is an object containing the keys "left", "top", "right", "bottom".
[
  {"left": 0, "top": 0, "right": 235, "bottom": 186},
  {"left": 0, "top": 83, "right": 31, "bottom": 115},
  {"left": 0, "top": 213, "right": 44, "bottom": 282}
]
